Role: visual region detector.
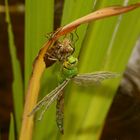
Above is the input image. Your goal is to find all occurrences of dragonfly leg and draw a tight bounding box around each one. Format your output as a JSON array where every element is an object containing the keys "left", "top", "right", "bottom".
[
  {"left": 45, "top": 52, "right": 58, "bottom": 61},
  {"left": 74, "top": 28, "right": 79, "bottom": 44}
]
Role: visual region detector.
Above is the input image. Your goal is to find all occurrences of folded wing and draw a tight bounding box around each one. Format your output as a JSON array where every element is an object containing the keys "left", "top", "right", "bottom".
[{"left": 28, "top": 79, "right": 70, "bottom": 120}]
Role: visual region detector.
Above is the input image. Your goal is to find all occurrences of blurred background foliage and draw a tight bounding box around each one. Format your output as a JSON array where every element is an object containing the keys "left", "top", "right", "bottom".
[{"left": 1, "top": 0, "right": 140, "bottom": 140}]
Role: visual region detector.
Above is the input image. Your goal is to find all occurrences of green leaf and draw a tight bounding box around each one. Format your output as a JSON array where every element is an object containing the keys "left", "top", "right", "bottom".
[
  {"left": 24, "top": 0, "right": 55, "bottom": 139},
  {"left": 25, "top": 0, "right": 54, "bottom": 88},
  {"left": 5, "top": 0, "right": 23, "bottom": 135},
  {"left": 9, "top": 114, "right": 15, "bottom": 140},
  {"left": 65, "top": 0, "right": 140, "bottom": 140},
  {"left": 61, "top": 0, "right": 94, "bottom": 56}
]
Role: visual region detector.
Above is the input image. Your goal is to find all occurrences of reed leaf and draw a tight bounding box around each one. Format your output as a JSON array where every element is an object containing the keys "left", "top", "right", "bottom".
[
  {"left": 61, "top": 0, "right": 94, "bottom": 56},
  {"left": 9, "top": 114, "right": 15, "bottom": 140},
  {"left": 20, "top": 0, "right": 54, "bottom": 140},
  {"left": 5, "top": 0, "right": 23, "bottom": 135},
  {"left": 64, "top": 0, "right": 140, "bottom": 140}
]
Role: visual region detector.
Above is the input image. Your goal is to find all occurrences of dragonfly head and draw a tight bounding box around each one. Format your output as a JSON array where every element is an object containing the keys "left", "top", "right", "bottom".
[{"left": 63, "top": 55, "right": 78, "bottom": 69}]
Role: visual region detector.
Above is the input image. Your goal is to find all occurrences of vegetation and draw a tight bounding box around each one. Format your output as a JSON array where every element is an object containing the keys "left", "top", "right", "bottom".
[{"left": 5, "top": 0, "right": 140, "bottom": 140}]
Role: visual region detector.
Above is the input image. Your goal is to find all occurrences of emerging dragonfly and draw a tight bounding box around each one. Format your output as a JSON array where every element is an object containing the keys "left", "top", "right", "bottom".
[
  {"left": 29, "top": 39, "right": 119, "bottom": 133},
  {"left": 44, "top": 31, "right": 78, "bottom": 67},
  {"left": 44, "top": 38, "right": 74, "bottom": 64}
]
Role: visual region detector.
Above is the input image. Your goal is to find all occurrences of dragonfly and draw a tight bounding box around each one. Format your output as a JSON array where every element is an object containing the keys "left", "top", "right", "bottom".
[{"left": 29, "top": 51, "right": 119, "bottom": 134}]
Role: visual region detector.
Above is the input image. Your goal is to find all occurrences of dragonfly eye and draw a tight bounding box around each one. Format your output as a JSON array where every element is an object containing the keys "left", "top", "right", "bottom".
[
  {"left": 63, "top": 55, "right": 78, "bottom": 69},
  {"left": 68, "top": 56, "right": 78, "bottom": 64}
]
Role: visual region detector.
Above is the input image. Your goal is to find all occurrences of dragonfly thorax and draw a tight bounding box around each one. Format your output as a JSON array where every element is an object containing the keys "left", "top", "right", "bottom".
[{"left": 58, "top": 55, "right": 78, "bottom": 83}]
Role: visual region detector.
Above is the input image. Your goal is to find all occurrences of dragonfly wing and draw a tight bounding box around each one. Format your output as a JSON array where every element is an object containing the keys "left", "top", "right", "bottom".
[
  {"left": 73, "top": 71, "right": 119, "bottom": 86},
  {"left": 28, "top": 79, "right": 70, "bottom": 117},
  {"left": 56, "top": 92, "right": 64, "bottom": 134}
]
